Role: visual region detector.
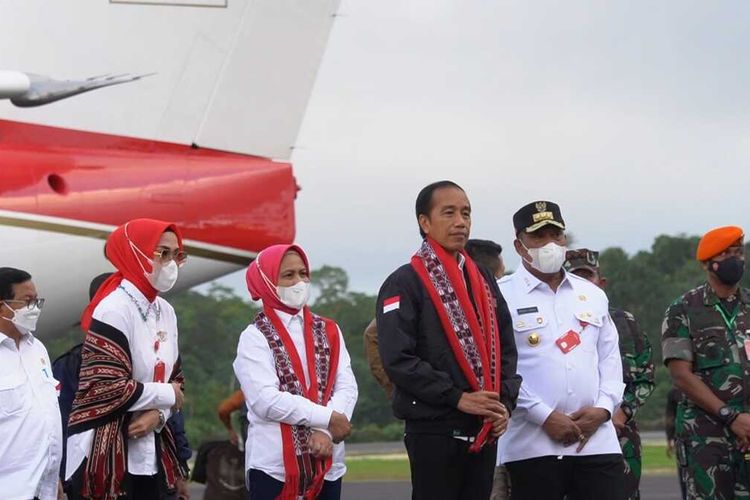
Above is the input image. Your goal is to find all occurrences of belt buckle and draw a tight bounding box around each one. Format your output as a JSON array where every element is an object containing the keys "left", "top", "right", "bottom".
[{"left": 452, "top": 434, "right": 476, "bottom": 443}]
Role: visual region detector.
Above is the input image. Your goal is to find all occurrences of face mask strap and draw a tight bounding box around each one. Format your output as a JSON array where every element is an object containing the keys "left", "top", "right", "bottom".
[
  {"left": 124, "top": 222, "right": 156, "bottom": 278},
  {"left": 0, "top": 301, "right": 15, "bottom": 323},
  {"left": 256, "top": 252, "right": 283, "bottom": 302},
  {"left": 518, "top": 239, "right": 535, "bottom": 265}
]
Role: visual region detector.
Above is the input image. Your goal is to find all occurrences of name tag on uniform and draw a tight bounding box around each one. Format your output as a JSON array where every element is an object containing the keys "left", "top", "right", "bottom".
[
  {"left": 516, "top": 306, "right": 539, "bottom": 315},
  {"left": 556, "top": 330, "right": 581, "bottom": 354}
]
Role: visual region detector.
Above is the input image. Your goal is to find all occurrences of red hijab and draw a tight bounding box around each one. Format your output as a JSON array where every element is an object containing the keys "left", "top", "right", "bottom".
[
  {"left": 246, "top": 244, "right": 310, "bottom": 315},
  {"left": 81, "top": 218, "right": 183, "bottom": 331}
]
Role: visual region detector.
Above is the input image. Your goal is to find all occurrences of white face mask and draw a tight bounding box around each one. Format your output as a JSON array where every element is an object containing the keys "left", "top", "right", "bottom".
[
  {"left": 126, "top": 235, "right": 180, "bottom": 293},
  {"left": 277, "top": 280, "right": 311, "bottom": 310},
  {"left": 149, "top": 260, "right": 179, "bottom": 293},
  {"left": 521, "top": 241, "right": 567, "bottom": 274},
  {"left": 3, "top": 303, "right": 42, "bottom": 334}
]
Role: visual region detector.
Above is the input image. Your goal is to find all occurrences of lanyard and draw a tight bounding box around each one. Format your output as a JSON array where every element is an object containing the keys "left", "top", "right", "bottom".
[{"left": 715, "top": 303, "right": 738, "bottom": 332}]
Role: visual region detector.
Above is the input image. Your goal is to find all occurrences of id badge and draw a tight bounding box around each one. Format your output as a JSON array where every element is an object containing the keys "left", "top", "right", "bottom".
[
  {"left": 153, "top": 360, "right": 166, "bottom": 383},
  {"left": 744, "top": 339, "right": 750, "bottom": 361},
  {"left": 555, "top": 330, "right": 581, "bottom": 354}
]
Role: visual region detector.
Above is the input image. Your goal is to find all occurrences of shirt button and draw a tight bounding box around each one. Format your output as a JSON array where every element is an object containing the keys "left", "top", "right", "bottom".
[
  {"left": 412, "top": 400, "right": 417, "bottom": 405},
  {"left": 566, "top": 365, "right": 572, "bottom": 371},
  {"left": 568, "top": 389, "right": 573, "bottom": 395}
]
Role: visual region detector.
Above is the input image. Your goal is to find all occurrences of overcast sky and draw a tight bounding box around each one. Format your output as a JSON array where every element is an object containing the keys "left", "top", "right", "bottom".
[{"left": 212, "top": 0, "right": 750, "bottom": 297}]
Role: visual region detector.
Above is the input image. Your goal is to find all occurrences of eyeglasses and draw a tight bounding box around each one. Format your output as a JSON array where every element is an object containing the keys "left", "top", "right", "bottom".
[
  {"left": 4, "top": 298, "right": 45, "bottom": 310},
  {"left": 153, "top": 249, "right": 188, "bottom": 266}
]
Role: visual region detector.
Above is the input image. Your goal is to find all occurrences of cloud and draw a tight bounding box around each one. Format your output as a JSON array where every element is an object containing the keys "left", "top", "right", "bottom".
[{"left": 212, "top": 0, "right": 750, "bottom": 294}]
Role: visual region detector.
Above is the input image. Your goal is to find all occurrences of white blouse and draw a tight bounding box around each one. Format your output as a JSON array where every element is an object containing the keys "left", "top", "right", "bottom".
[
  {"left": 233, "top": 309, "right": 358, "bottom": 482},
  {"left": 66, "top": 279, "right": 179, "bottom": 479}
]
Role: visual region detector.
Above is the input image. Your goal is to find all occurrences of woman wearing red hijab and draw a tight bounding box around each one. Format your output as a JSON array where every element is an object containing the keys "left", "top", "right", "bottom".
[
  {"left": 234, "top": 244, "right": 358, "bottom": 500},
  {"left": 65, "top": 218, "right": 188, "bottom": 500}
]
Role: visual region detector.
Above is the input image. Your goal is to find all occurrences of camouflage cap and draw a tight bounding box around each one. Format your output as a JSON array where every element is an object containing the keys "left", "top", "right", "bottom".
[{"left": 564, "top": 248, "right": 600, "bottom": 273}]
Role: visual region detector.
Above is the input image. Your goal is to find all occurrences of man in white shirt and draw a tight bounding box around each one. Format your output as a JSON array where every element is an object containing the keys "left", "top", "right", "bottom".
[
  {"left": 0, "top": 267, "right": 63, "bottom": 500},
  {"left": 496, "top": 202, "right": 625, "bottom": 500}
]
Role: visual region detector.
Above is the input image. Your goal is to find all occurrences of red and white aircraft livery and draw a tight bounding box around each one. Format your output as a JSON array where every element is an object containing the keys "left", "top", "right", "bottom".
[{"left": 0, "top": 0, "right": 341, "bottom": 336}]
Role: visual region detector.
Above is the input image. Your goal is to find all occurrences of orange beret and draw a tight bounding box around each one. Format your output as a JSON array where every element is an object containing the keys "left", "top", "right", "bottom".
[{"left": 696, "top": 226, "right": 744, "bottom": 261}]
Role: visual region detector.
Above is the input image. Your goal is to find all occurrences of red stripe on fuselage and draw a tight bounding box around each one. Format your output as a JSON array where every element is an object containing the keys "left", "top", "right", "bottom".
[{"left": 0, "top": 120, "right": 297, "bottom": 252}]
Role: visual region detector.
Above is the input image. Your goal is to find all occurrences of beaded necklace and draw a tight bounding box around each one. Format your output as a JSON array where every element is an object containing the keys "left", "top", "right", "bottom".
[{"left": 118, "top": 284, "right": 161, "bottom": 322}]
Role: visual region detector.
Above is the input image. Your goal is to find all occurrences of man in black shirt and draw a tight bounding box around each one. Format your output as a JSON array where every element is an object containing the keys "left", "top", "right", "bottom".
[{"left": 376, "top": 180, "right": 521, "bottom": 500}]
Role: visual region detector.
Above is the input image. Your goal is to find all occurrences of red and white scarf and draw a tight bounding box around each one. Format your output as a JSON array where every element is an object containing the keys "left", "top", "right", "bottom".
[
  {"left": 411, "top": 237, "right": 501, "bottom": 452},
  {"left": 255, "top": 306, "right": 341, "bottom": 499}
]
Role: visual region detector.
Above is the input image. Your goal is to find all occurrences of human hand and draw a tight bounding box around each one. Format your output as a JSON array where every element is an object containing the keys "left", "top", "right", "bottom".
[
  {"left": 308, "top": 430, "right": 334, "bottom": 459},
  {"left": 171, "top": 382, "right": 184, "bottom": 411},
  {"left": 570, "top": 407, "right": 609, "bottom": 452},
  {"left": 128, "top": 410, "right": 161, "bottom": 439},
  {"left": 457, "top": 391, "right": 504, "bottom": 419},
  {"left": 176, "top": 477, "right": 190, "bottom": 500},
  {"left": 486, "top": 403, "right": 509, "bottom": 438},
  {"left": 570, "top": 407, "right": 609, "bottom": 436},
  {"left": 612, "top": 408, "right": 627, "bottom": 437},
  {"left": 730, "top": 413, "right": 750, "bottom": 450},
  {"left": 228, "top": 428, "right": 239, "bottom": 447},
  {"left": 666, "top": 438, "right": 675, "bottom": 458},
  {"left": 542, "top": 410, "right": 582, "bottom": 446},
  {"left": 328, "top": 411, "right": 352, "bottom": 443}
]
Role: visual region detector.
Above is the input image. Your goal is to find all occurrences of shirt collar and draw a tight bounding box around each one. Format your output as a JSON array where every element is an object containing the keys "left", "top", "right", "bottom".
[
  {"left": 457, "top": 253, "right": 466, "bottom": 271},
  {"left": 274, "top": 308, "right": 304, "bottom": 328},
  {"left": 0, "top": 327, "right": 34, "bottom": 346},
  {"left": 702, "top": 282, "right": 750, "bottom": 306},
  {"left": 515, "top": 263, "right": 573, "bottom": 294}
]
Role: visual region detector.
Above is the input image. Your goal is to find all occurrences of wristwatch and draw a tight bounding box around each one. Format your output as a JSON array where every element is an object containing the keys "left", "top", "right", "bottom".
[{"left": 718, "top": 405, "right": 740, "bottom": 426}]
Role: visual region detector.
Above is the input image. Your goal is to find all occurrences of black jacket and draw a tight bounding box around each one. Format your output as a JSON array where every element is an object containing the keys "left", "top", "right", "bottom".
[{"left": 376, "top": 262, "right": 521, "bottom": 435}]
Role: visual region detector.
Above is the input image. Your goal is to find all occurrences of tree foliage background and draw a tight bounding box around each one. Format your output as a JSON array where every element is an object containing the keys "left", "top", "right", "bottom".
[{"left": 45, "top": 234, "right": 750, "bottom": 447}]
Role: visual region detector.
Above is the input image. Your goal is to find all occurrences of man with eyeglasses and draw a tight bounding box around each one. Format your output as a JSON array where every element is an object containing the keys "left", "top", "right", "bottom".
[
  {"left": 662, "top": 226, "right": 750, "bottom": 499},
  {"left": 0, "top": 267, "right": 63, "bottom": 500}
]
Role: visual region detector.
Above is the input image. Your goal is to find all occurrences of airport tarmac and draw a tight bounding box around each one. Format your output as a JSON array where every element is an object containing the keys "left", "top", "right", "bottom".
[{"left": 189, "top": 474, "right": 682, "bottom": 500}]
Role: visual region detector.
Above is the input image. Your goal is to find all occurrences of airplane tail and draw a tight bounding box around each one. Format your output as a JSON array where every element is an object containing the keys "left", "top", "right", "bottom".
[{"left": 0, "top": 0, "right": 341, "bottom": 160}]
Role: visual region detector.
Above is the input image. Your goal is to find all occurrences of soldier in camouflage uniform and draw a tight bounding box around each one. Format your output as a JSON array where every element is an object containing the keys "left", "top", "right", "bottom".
[
  {"left": 662, "top": 225, "right": 750, "bottom": 500},
  {"left": 565, "top": 249, "right": 656, "bottom": 500}
]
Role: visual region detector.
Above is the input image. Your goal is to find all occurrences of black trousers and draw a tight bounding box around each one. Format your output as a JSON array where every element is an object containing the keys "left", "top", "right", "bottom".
[
  {"left": 505, "top": 454, "right": 625, "bottom": 500},
  {"left": 65, "top": 459, "right": 164, "bottom": 500},
  {"left": 404, "top": 433, "right": 496, "bottom": 500},
  {"left": 247, "top": 469, "right": 342, "bottom": 500}
]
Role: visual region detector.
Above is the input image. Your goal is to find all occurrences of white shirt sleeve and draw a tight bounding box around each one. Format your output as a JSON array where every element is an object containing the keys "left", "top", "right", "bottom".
[
  {"left": 515, "top": 383, "right": 555, "bottom": 426},
  {"left": 96, "top": 308, "right": 176, "bottom": 412},
  {"left": 594, "top": 313, "right": 625, "bottom": 415},
  {"left": 326, "top": 329, "right": 358, "bottom": 420},
  {"left": 233, "top": 326, "right": 333, "bottom": 429}
]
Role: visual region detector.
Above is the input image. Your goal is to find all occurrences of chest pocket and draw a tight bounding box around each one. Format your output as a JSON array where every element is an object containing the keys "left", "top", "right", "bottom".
[
  {"left": 0, "top": 373, "right": 30, "bottom": 416},
  {"left": 691, "top": 327, "right": 732, "bottom": 370},
  {"left": 574, "top": 310, "right": 604, "bottom": 352}
]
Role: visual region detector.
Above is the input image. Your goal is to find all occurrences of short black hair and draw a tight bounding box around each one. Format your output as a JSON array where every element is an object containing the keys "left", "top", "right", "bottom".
[
  {"left": 0, "top": 267, "right": 32, "bottom": 301},
  {"left": 465, "top": 239, "right": 503, "bottom": 275},
  {"left": 89, "top": 272, "right": 113, "bottom": 300},
  {"left": 415, "top": 180, "right": 464, "bottom": 238}
]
